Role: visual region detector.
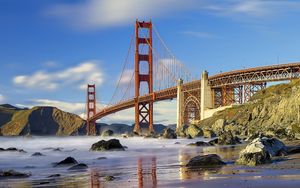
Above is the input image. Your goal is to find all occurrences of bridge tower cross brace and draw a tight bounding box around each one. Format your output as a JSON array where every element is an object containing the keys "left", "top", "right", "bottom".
[
  {"left": 86, "top": 84, "right": 96, "bottom": 135},
  {"left": 134, "top": 20, "right": 154, "bottom": 133}
]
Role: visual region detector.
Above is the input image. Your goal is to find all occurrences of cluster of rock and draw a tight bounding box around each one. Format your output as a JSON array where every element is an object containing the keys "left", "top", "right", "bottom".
[{"left": 90, "top": 139, "right": 125, "bottom": 151}]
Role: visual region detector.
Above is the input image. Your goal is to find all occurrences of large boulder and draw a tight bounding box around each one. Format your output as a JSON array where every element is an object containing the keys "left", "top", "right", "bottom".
[
  {"left": 176, "top": 124, "right": 188, "bottom": 137},
  {"left": 212, "top": 119, "right": 225, "bottom": 134},
  {"left": 236, "top": 137, "right": 287, "bottom": 166},
  {"left": 186, "top": 154, "right": 226, "bottom": 168},
  {"left": 217, "top": 131, "right": 241, "bottom": 145},
  {"left": 203, "top": 129, "right": 217, "bottom": 138},
  {"left": 185, "top": 124, "right": 203, "bottom": 138},
  {"left": 101, "top": 130, "right": 114, "bottom": 137},
  {"left": 162, "top": 128, "right": 177, "bottom": 139},
  {"left": 90, "top": 139, "right": 125, "bottom": 151}
]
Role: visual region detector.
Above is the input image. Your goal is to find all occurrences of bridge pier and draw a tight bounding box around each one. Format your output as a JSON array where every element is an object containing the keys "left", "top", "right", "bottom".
[
  {"left": 200, "top": 71, "right": 213, "bottom": 120},
  {"left": 176, "top": 79, "right": 183, "bottom": 131}
]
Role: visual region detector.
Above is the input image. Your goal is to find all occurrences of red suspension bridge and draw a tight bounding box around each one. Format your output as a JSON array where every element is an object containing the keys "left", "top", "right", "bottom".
[{"left": 86, "top": 20, "right": 300, "bottom": 135}]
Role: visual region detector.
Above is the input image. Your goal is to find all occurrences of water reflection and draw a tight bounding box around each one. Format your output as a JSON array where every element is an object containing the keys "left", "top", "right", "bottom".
[{"left": 137, "top": 157, "right": 157, "bottom": 188}]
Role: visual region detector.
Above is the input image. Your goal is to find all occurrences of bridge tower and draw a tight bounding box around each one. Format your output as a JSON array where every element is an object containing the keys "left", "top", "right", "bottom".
[
  {"left": 134, "top": 20, "right": 154, "bottom": 133},
  {"left": 86, "top": 84, "right": 96, "bottom": 135}
]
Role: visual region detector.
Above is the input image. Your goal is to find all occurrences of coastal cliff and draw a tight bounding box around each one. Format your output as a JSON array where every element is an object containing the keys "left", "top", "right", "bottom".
[{"left": 196, "top": 79, "right": 300, "bottom": 140}]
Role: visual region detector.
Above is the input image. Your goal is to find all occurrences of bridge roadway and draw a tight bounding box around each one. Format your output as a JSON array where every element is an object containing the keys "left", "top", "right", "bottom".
[{"left": 89, "top": 62, "right": 300, "bottom": 122}]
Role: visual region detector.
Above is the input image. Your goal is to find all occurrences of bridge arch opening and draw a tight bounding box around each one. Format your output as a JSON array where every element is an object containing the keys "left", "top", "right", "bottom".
[{"left": 183, "top": 95, "right": 200, "bottom": 125}]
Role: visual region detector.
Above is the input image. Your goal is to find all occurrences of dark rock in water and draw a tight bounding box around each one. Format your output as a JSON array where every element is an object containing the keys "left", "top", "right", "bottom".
[
  {"left": 217, "top": 131, "right": 241, "bottom": 145},
  {"left": 0, "top": 147, "right": 26, "bottom": 153},
  {"left": 186, "top": 154, "right": 226, "bottom": 168},
  {"left": 187, "top": 141, "right": 212, "bottom": 147},
  {"left": 54, "top": 156, "right": 78, "bottom": 167},
  {"left": 101, "top": 130, "right": 114, "bottom": 137},
  {"left": 288, "top": 145, "right": 300, "bottom": 154},
  {"left": 96, "top": 157, "right": 107, "bottom": 160},
  {"left": 48, "top": 174, "right": 61, "bottom": 178},
  {"left": 236, "top": 137, "right": 287, "bottom": 166},
  {"left": 162, "top": 128, "right": 177, "bottom": 139},
  {"left": 104, "top": 175, "right": 115, "bottom": 181},
  {"left": 0, "top": 170, "right": 31, "bottom": 178},
  {"left": 174, "top": 142, "right": 180, "bottom": 145},
  {"left": 90, "top": 139, "right": 125, "bottom": 151},
  {"left": 68, "top": 163, "right": 88, "bottom": 170},
  {"left": 31, "top": 152, "right": 45, "bottom": 156}
]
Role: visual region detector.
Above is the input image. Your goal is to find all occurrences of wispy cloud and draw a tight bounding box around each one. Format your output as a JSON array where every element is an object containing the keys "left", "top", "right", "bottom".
[
  {"left": 46, "top": 0, "right": 300, "bottom": 30},
  {"left": 182, "top": 31, "right": 214, "bottom": 39},
  {"left": 13, "top": 60, "right": 103, "bottom": 91}
]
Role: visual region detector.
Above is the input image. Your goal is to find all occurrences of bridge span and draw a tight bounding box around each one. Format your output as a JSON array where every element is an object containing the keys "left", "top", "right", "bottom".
[{"left": 85, "top": 20, "right": 300, "bottom": 135}]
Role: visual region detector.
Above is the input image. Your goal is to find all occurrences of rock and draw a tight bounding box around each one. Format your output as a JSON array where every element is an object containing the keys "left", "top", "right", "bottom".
[
  {"left": 203, "top": 129, "right": 217, "bottom": 138},
  {"left": 287, "top": 145, "right": 300, "bottom": 154},
  {"left": 104, "top": 175, "right": 115, "bottom": 181},
  {"left": 96, "top": 157, "right": 107, "bottom": 160},
  {"left": 90, "top": 139, "right": 125, "bottom": 151},
  {"left": 236, "top": 137, "right": 287, "bottom": 166},
  {"left": 185, "top": 125, "right": 203, "bottom": 138},
  {"left": 217, "top": 131, "right": 241, "bottom": 145},
  {"left": 54, "top": 157, "right": 78, "bottom": 167},
  {"left": 1, "top": 147, "right": 26, "bottom": 153},
  {"left": 208, "top": 138, "right": 218, "bottom": 145},
  {"left": 174, "top": 142, "right": 180, "bottom": 144},
  {"left": 48, "top": 174, "right": 61, "bottom": 178},
  {"left": 162, "top": 128, "right": 177, "bottom": 139},
  {"left": 212, "top": 119, "right": 225, "bottom": 134},
  {"left": 0, "top": 170, "right": 31, "bottom": 178},
  {"left": 176, "top": 124, "right": 188, "bottom": 137},
  {"left": 68, "top": 163, "right": 88, "bottom": 170},
  {"left": 122, "top": 134, "right": 128, "bottom": 138},
  {"left": 187, "top": 141, "right": 212, "bottom": 147},
  {"left": 187, "top": 134, "right": 193, "bottom": 139},
  {"left": 186, "top": 154, "right": 226, "bottom": 168},
  {"left": 101, "top": 130, "right": 114, "bottom": 137},
  {"left": 31, "top": 152, "right": 45, "bottom": 156}
]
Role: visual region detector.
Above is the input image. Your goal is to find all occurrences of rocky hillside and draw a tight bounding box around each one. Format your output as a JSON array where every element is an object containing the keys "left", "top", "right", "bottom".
[
  {"left": 197, "top": 79, "right": 300, "bottom": 140},
  {"left": 0, "top": 105, "right": 86, "bottom": 136},
  {"left": 0, "top": 104, "right": 169, "bottom": 136}
]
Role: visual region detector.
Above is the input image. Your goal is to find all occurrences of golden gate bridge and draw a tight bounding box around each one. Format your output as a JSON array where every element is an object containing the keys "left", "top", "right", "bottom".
[{"left": 86, "top": 20, "right": 300, "bottom": 135}]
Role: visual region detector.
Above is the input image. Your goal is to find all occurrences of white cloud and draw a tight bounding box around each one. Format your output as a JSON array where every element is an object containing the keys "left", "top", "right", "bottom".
[
  {"left": 13, "top": 60, "right": 103, "bottom": 91},
  {"left": 0, "top": 94, "right": 5, "bottom": 103},
  {"left": 46, "top": 0, "right": 300, "bottom": 30},
  {"left": 46, "top": 0, "right": 196, "bottom": 30}
]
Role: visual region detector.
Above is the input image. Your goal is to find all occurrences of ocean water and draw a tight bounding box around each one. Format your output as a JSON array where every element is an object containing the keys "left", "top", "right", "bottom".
[{"left": 0, "top": 136, "right": 300, "bottom": 188}]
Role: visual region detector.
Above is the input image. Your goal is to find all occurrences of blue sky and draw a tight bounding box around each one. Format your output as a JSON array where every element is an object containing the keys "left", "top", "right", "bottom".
[{"left": 1, "top": 0, "right": 300, "bottom": 124}]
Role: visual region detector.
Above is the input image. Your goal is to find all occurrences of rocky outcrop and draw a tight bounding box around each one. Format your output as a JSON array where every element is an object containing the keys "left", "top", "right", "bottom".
[
  {"left": 186, "top": 154, "right": 226, "bottom": 168},
  {"left": 217, "top": 131, "right": 241, "bottom": 145},
  {"left": 162, "top": 128, "right": 177, "bottom": 139},
  {"left": 196, "top": 80, "right": 300, "bottom": 140},
  {"left": 0, "top": 147, "right": 26, "bottom": 153},
  {"left": 203, "top": 129, "right": 217, "bottom": 138},
  {"left": 68, "top": 163, "right": 88, "bottom": 170},
  {"left": 236, "top": 137, "right": 287, "bottom": 166},
  {"left": 185, "top": 124, "right": 203, "bottom": 138},
  {"left": 31, "top": 152, "right": 45, "bottom": 156},
  {"left": 90, "top": 139, "right": 125, "bottom": 151}
]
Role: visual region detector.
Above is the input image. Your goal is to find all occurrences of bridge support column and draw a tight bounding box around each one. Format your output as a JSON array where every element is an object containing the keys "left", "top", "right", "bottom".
[
  {"left": 200, "top": 71, "right": 213, "bottom": 120},
  {"left": 176, "top": 79, "right": 183, "bottom": 131},
  {"left": 86, "top": 84, "right": 97, "bottom": 136}
]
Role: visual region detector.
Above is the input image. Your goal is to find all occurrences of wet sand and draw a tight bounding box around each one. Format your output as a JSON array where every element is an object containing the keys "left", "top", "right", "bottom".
[{"left": 0, "top": 137, "right": 299, "bottom": 188}]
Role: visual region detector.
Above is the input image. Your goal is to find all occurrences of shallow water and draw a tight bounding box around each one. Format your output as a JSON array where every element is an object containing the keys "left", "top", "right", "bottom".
[{"left": 0, "top": 136, "right": 300, "bottom": 188}]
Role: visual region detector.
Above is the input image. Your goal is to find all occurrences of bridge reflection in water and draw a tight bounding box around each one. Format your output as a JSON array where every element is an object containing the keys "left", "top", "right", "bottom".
[{"left": 89, "top": 157, "right": 157, "bottom": 188}]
